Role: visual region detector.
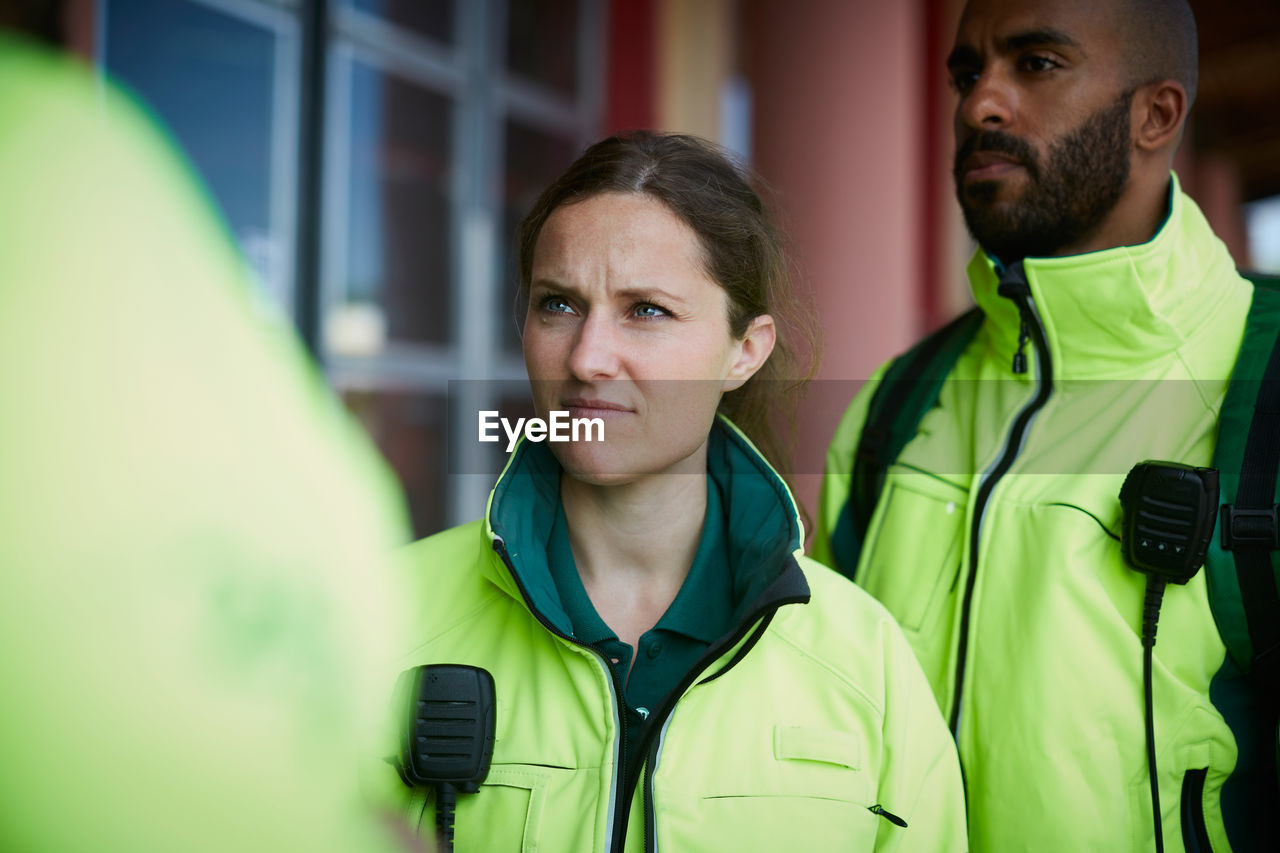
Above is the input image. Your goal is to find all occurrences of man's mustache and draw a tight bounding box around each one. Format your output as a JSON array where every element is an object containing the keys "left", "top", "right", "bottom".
[{"left": 954, "top": 131, "right": 1039, "bottom": 180}]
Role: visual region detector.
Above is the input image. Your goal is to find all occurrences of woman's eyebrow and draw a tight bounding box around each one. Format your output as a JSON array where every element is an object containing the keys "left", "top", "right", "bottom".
[
  {"left": 614, "top": 286, "right": 688, "bottom": 305},
  {"left": 529, "top": 277, "right": 572, "bottom": 293},
  {"left": 529, "top": 280, "right": 689, "bottom": 306}
]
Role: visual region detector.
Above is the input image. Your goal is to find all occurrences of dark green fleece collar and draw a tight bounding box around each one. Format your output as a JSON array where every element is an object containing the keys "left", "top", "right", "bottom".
[{"left": 486, "top": 418, "right": 804, "bottom": 635}]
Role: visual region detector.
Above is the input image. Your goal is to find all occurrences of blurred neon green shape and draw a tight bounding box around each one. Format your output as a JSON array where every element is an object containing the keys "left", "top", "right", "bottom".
[{"left": 0, "top": 32, "right": 415, "bottom": 852}]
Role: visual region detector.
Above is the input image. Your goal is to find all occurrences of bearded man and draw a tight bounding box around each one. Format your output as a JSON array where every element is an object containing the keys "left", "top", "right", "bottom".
[{"left": 814, "top": 0, "right": 1274, "bottom": 849}]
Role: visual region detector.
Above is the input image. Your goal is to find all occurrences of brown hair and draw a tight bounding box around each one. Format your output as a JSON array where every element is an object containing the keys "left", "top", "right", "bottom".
[{"left": 516, "top": 131, "right": 819, "bottom": 481}]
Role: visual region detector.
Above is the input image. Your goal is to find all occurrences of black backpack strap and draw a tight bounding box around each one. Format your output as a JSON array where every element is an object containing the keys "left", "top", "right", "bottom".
[
  {"left": 1206, "top": 272, "right": 1280, "bottom": 841},
  {"left": 1213, "top": 273, "right": 1280, "bottom": 701},
  {"left": 828, "top": 307, "right": 983, "bottom": 579}
]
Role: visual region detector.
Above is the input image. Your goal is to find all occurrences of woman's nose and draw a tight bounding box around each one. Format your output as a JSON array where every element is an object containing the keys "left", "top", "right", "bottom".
[{"left": 566, "top": 313, "right": 622, "bottom": 380}]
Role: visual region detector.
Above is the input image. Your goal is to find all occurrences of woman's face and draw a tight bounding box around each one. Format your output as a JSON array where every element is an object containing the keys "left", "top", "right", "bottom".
[{"left": 523, "top": 192, "right": 774, "bottom": 486}]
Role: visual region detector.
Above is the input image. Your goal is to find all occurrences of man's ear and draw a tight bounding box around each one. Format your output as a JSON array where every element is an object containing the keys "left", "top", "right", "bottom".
[
  {"left": 1132, "top": 80, "right": 1188, "bottom": 153},
  {"left": 723, "top": 314, "right": 776, "bottom": 392}
]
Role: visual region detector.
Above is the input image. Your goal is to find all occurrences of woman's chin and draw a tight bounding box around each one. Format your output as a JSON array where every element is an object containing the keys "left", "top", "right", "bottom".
[
  {"left": 553, "top": 446, "right": 643, "bottom": 487},
  {"left": 551, "top": 442, "right": 706, "bottom": 488}
]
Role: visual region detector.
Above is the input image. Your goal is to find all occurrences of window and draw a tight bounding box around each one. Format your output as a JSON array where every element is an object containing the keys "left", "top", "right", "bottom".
[
  {"left": 1246, "top": 195, "right": 1280, "bottom": 274},
  {"left": 103, "top": 0, "right": 299, "bottom": 314},
  {"left": 99, "top": 0, "right": 604, "bottom": 537}
]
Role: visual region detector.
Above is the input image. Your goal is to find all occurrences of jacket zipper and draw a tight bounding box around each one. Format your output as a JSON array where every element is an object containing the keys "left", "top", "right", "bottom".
[
  {"left": 491, "top": 538, "right": 628, "bottom": 851},
  {"left": 948, "top": 263, "right": 1054, "bottom": 736},
  {"left": 494, "top": 538, "right": 803, "bottom": 852},
  {"left": 639, "top": 612, "right": 780, "bottom": 853},
  {"left": 630, "top": 608, "right": 788, "bottom": 852},
  {"left": 644, "top": 731, "right": 662, "bottom": 852}
]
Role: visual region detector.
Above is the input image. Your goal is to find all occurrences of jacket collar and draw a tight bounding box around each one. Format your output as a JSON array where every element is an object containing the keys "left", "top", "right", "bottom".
[
  {"left": 967, "top": 174, "right": 1248, "bottom": 379},
  {"left": 478, "top": 417, "right": 810, "bottom": 636}
]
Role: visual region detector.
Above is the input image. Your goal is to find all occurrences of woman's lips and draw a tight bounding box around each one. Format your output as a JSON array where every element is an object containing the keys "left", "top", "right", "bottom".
[{"left": 562, "top": 399, "right": 632, "bottom": 418}]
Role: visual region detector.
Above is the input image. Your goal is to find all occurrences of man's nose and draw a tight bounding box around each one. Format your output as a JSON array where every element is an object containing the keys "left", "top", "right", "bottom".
[
  {"left": 566, "top": 312, "right": 622, "bottom": 380},
  {"left": 957, "top": 67, "right": 1015, "bottom": 131}
]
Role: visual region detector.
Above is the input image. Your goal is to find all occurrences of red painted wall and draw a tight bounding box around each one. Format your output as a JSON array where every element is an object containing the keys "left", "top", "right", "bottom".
[
  {"left": 746, "top": 0, "right": 928, "bottom": 525},
  {"left": 605, "top": 0, "right": 657, "bottom": 134}
]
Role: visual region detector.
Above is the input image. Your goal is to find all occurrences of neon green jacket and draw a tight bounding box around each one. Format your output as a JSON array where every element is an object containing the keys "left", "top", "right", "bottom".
[
  {"left": 0, "top": 33, "right": 412, "bottom": 852},
  {"left": 816, "top": 180, "right": 1257, "bottom": 851},
  {"left": 372, "top": 422, "right": 967, "bottom": 851}
]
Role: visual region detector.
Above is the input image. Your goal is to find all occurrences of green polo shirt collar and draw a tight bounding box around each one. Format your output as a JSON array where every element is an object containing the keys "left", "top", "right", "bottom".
[
  {"left": 485, "top": 418, "right": 805, "bottom": 639},
  {"left": 546, "top": 475, "right": 733, "bottom": 648}
]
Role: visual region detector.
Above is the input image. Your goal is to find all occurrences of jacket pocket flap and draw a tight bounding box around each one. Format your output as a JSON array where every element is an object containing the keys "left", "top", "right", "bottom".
[{"left": 774, "top": 725, "right": 861, "bottom": 770}]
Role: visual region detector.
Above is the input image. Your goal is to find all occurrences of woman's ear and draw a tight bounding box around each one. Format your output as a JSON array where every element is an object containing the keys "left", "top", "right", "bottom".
[
  {"left": 723, "top": 314, "right": 776, "bottom": 392},
  {"left": 1132, "top": 79, "right": 1188, "bottom": 154}
]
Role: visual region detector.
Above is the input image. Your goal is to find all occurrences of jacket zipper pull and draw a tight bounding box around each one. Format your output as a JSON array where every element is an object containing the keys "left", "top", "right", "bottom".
[
  {"left": 1012, "top": 316, "right": 1030, "bottom": 374},
  {"left": 995, "top": 261, "right": 1033, "bottom": 375},
  {"left": 868, "top": 804, "right": 908, "bottom": 827}
]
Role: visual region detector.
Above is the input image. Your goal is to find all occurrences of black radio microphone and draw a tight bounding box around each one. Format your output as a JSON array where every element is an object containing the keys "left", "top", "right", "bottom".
[
  {"left": 396, "top": 664, "right": 496, "bottom": 852},
  {"left": 1118, "top": 461, "right": 1219, "bottom": 853}
]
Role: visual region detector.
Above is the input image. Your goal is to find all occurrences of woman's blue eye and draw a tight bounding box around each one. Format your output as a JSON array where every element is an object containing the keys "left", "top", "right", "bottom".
[
  {"left": 542, "top": 297, "right": 574, "bottom": 314},
  {"left": 634, "top": 303, "right": 669, "bottom": 318}
]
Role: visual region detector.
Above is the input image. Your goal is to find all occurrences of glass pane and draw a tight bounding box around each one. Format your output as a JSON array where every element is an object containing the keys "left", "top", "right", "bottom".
[
  {"left": 347, "top": 0, "right": 454, "bottom": 45},
  {"left": 506, "top": 0, "right": 580, "bottom": 97},
  {"left": 500, "top": 120, "right": 580, "bottom": 355},
  {"left": 1246, "top": 195, "right": 1280, "bottom": 274},
  {"left": 105, "top": 0, "right": 291, "bottom": 310},
  {"left": 343, "top": 389, "right": 447, "bottom": 538},
  {"left": 343, "top": 60, "right": 453, "bottom": 347}
]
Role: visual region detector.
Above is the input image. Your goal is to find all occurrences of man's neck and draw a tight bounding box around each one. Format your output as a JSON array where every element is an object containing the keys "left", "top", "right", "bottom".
[{"left": 1050, "top": 174, "right": 1172, "bottom": 258}]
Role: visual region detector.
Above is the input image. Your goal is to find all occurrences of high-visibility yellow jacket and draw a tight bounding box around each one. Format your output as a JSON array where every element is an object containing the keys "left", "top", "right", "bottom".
[
  {"left": 816, "top": 179, "right": 1259, "bottom": 851},
  {"left": 0, "top": 32, "right": 412, "bottom": 853},
  {"left": 373, "top": 421, "right": 967, "bottom": 851}
]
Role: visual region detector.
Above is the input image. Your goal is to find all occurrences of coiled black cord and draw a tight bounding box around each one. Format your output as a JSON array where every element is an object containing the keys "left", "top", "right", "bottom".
[{"left": 1142, "top": 577, "right": 1167, "bottom": 853}]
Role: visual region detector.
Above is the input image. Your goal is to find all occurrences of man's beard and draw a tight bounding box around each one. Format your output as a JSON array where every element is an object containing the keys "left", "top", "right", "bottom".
[{"left": 953, "top": 90, "right": 1134, "bottom": 261}]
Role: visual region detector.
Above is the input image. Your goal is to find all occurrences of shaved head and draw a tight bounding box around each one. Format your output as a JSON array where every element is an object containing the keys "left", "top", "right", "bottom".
[{"left": 1116, "top": 0, "right": 1198, "bottom": 105}]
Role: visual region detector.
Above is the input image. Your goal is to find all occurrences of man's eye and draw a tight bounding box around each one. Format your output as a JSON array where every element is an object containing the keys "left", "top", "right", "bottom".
[
  {"left": 949, "top": 71, "right": 979, "bottom": 94},
  {"left": 1019, "top": 55, "right": 1059, "bottom": 73}
]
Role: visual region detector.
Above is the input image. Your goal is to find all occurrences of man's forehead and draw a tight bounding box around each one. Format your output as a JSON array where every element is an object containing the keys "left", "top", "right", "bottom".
[{"left": 955, "top": 0, "right": 1116, "bottom": 50}]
